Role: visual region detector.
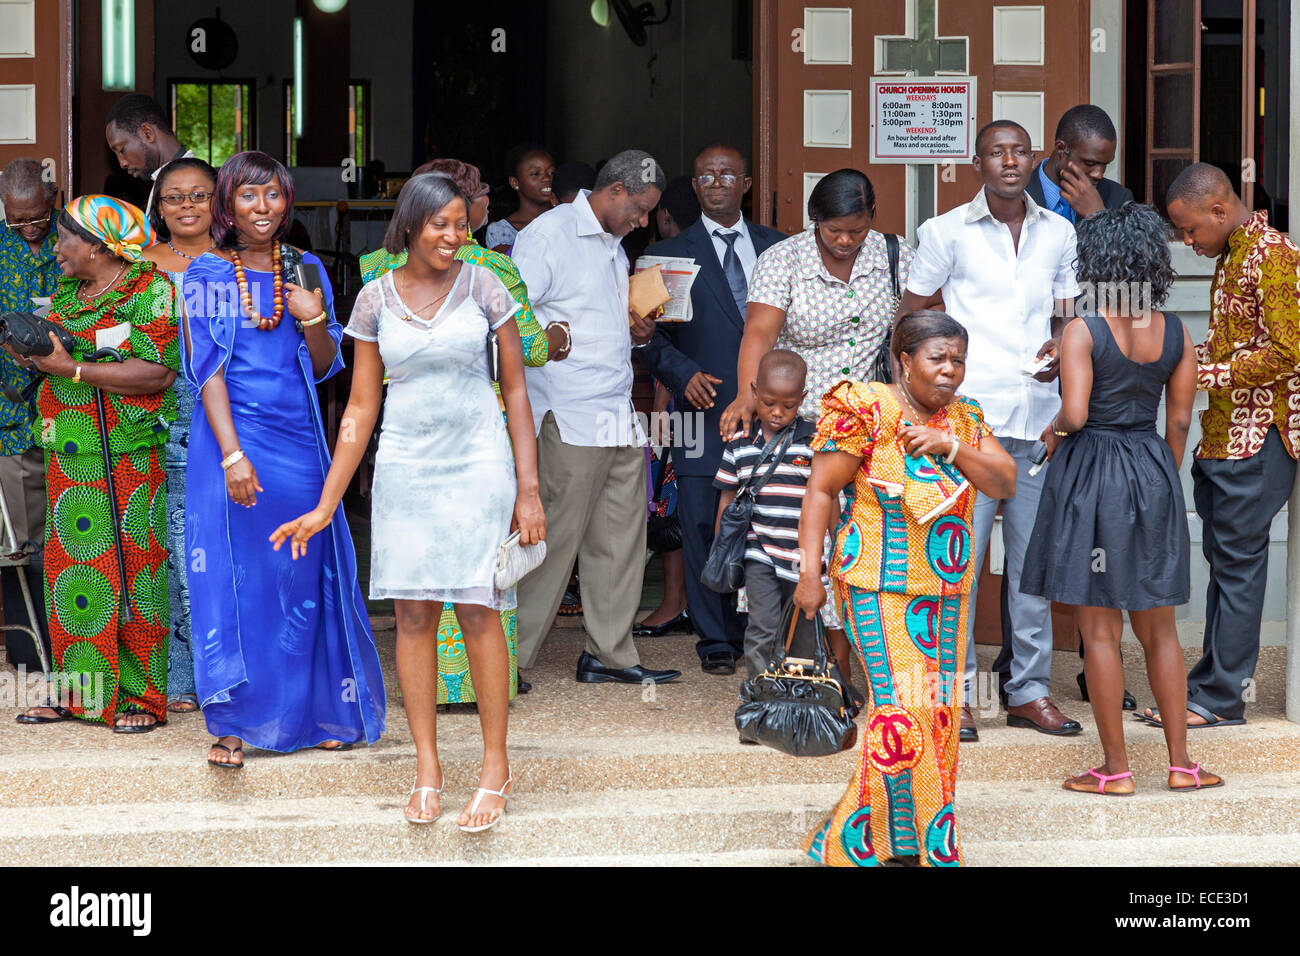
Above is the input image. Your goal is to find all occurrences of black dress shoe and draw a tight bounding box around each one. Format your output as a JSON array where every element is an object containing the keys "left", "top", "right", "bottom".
[
  {"left": 700, "top": 652, "right": 736, "bottom": 675},
  {"left": 516, "top": 678, "right": 532, "bottom": 695},
  {"left": 959, "top": 705, "right": 979, "bottom": 743},
  {"left": 1076, "top": 671, "right": 1137, "bottom": 710},
  {"left": 575, "top": 651, "right": 680, "bottom": 684},
  {"left": 632, "top": 611, "right": 693, "bottom": 638},
  {"left": 739, "top": 735, "right": 759, "bottom": 745}
]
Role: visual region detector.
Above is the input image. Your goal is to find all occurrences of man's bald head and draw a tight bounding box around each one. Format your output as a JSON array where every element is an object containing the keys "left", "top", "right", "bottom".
[
  {"left": 1165, "top": 162, "right": 1250, "bottom": 260},
  {"left": 1166, "top": 162, "right": 1236, "bottom": 210}
]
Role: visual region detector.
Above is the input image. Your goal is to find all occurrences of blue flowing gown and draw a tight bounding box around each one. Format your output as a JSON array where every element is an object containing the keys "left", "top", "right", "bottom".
[{"left": 182, "top": 251, "right": 386, "bottom": 750}]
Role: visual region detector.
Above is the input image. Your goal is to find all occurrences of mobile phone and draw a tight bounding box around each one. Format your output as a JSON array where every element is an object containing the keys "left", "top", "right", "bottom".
[
  {"left": 293, "top": 261, "right": 323, "bottom": 292},
  {"left": 1027, "top": 440, "right": 1049, "bottom": 477},
  {"left": 486, "top": 330, "right": 501, "bottom": 382}
]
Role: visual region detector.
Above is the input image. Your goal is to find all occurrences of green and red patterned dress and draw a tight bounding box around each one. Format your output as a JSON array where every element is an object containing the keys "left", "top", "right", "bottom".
[{"left": 36, "top": 260, "right": 179, "bottom": 723}]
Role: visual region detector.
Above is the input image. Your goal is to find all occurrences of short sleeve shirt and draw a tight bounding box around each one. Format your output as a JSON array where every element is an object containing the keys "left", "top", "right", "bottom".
[{"left": 748, "top": 227, "right": 913, "bottom": 420}]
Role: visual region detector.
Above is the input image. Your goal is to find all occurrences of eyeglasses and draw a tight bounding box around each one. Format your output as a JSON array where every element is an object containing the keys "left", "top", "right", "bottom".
[
  {"left": 694, "top": 174, "right": 740, "bottom": 188},
  {"left": 4, "top": 215, "right": 51, "bottom": 229},
  {"left": 158, "top": 190, "right": 213, "bottom": 207}
]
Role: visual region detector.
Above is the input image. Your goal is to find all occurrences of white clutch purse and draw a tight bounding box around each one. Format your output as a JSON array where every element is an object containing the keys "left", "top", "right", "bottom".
[{"left": 494, "top": 530, "right": 547, "bottom": 590}]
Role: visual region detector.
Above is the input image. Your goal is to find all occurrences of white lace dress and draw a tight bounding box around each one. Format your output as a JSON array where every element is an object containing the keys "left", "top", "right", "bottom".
[{"left": 345, "top": 263, "right": 521, "bottom": 608}]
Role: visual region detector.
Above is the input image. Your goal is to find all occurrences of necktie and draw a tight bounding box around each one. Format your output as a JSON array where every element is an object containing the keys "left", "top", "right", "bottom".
[{"left": 714, "top": 229, "right": 748, "bottom": 319}]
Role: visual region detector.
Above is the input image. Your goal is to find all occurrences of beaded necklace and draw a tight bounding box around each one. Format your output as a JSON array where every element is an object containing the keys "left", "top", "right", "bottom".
[{"left": 231, "top": 244, "right": 284, "bottom": 330}]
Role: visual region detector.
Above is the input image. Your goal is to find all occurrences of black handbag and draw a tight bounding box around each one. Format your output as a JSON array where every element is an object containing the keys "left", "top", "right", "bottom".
[
  {"left": 699, "top": 424, "right": 795, "bottom": 593},
  {"left": 735, "top": 598, "right": 860, "bottom": 757},
  {"left": 0, "top": 312, "right": 81, "bottom": 404},
  {"left": 646, "top": 445, "right": 681, "bottom": 553},
  {"left": 868, "top": 232, "right": 903, "bottom": 384}
]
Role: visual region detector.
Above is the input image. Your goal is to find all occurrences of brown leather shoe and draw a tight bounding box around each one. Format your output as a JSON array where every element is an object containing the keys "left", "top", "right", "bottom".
[
  {"left": 959, "top": 705, "right": 979, "bottom": 743},
  {"left": 1006, "top": 696, "right": 1082, "bottom": 736}
]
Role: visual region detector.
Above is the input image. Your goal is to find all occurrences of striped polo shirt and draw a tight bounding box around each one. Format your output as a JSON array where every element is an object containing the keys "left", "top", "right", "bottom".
[{"left": 713, "top": 418, "right": 817, "bottom": 582}]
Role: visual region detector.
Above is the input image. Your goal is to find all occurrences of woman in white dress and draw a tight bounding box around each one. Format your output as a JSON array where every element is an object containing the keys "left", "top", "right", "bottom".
[{"left": 271, "top": 173, "right": 545, "bottom": 831}]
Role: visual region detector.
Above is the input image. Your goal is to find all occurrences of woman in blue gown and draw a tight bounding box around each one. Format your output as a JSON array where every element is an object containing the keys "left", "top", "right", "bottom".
[{"left": 182, "top": 151, "right": 385, "bottom": 766}]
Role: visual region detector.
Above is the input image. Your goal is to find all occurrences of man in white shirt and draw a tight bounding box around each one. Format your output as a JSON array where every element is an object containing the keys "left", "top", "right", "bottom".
[
  {"left": 897, "top": 120, "right": 1083, "bottom": 739},
  {"left": 512, "top": 149, "right": 681, "bottom": 686}
]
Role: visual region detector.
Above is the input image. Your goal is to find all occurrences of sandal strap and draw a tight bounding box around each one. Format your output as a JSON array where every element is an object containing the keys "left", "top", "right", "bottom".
[
  {"left": 1087, "top": 767, "right": 1133, "bottom": 794},
  {"left": 1168, "top": 763, "right": 1202, "bottom": 787}
]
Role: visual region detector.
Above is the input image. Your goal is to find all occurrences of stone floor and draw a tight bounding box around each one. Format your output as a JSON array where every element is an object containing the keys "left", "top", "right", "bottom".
[{"left": 0, "top": 606, "right": 1295, "bottom": 865}]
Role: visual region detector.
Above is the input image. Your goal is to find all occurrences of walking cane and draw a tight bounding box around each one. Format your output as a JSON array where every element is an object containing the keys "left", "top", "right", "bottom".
[{"left": 87, "top": 347, "right": 132, "bottom": 624}]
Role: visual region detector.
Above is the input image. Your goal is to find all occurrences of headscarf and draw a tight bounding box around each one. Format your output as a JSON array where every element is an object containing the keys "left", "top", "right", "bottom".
[{"left": 63, "top": 195, "right": 154, "bottom": 262}]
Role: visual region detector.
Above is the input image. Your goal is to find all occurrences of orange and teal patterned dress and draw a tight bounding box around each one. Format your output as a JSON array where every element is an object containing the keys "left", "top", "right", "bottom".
[
  {"left": 803, "top": 380, "right": 987, "bottom": 867},
  {"left": 359, "top": 239, "right": 548, "bottom": 704},
  {"left": 36, "top": 260, "right": 179, "bottom": 723}
]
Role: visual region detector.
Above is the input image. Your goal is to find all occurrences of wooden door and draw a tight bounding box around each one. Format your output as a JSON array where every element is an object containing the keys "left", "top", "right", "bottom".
[
  {"left": 758, "top": 0, "right": 909, "bottom": 236},
  {"left": 0, "top": 0, "right": 73, "bottom": 194},
  {"left": 756, "top": 1, "right": 1090, "bottom": 237}
]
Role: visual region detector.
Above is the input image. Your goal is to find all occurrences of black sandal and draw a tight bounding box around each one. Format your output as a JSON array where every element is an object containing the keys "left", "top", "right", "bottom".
[
  {"left": 207, "top": 741, "right": 244, "bottom": 770},
  {"left": 112, "top": 705, "right": 160, "bottom": 734},
  {"left": 15, "top": 701, "right": 76, "bottom": 724}
]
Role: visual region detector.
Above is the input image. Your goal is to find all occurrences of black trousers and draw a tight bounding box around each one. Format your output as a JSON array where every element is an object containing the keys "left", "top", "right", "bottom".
[
  {"left": 1187, "top": 426, "right": 1295, "bottom": 720},
  {"left": 676, "top": 475, "right": 746, "bottom": 661}
]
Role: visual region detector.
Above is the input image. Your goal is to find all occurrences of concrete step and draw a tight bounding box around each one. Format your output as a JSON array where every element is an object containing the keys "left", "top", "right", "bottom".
[
  {"left": 5, "top": 775, "right": 1297, "bottom": 866},
  {"left": 4, "top": 716, "right": 1296, "bottom": 808},
  {"left": 966, "top": 834, "right": 1300, "bottom": 867}
]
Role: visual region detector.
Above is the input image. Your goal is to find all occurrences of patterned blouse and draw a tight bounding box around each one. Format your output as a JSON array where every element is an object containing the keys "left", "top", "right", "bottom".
[
  {"left": 748, "top": 227, "right": 912, "bottom": 420},
  {"left": 1195, "top": 210, "right": 1300, "bottom": 460},
  {"left": 36, "top": 261, "right": 180, "bottom": 456},
  {"left": 814, "top": 380, "right": 989, "bottom": 596},
  {"left": 0, "top": 224, "right": 60, "bottom": 455}
]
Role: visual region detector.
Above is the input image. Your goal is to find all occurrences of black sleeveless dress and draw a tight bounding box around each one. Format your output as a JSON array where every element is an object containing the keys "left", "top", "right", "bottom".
[{"left": 1020, "top": 313, "right": 1191, "bottom": 610}]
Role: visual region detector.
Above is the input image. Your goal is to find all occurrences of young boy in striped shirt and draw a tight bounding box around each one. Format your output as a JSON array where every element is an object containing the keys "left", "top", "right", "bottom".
[{"left": 714, "top": 350, "right": 819, "bottom": 679}]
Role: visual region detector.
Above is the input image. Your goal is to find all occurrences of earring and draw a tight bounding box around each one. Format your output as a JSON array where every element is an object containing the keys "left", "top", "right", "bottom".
[{"left": 904, "top": 370, "right": 911, "bottom": 383}]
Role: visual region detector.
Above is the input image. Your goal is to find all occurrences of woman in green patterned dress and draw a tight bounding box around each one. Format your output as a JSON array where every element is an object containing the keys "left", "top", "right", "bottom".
[
  {"left": 14, "top": 196, "right": 178, "bottom": 732},
  {"left": 359, "top": 158, "right": 571, "bottom": 706}
]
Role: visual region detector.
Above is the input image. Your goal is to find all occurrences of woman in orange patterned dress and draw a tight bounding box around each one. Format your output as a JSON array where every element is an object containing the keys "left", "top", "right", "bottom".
[
  {"left": 13, "top": 196, "right": 178, "bottom": 732},
  {"left": 793, "top": 311, "right": 1016, "bottom": 866}
]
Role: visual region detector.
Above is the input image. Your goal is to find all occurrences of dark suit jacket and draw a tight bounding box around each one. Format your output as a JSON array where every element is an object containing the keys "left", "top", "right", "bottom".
[
  {"left": 1026, "top": 160, "right": 1134, "bottom": 224},
  {"left": 638, "top": 217, "right": 786, "bottom": 477}
]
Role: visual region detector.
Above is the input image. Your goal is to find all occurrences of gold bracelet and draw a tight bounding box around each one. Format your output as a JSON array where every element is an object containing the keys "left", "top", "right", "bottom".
[
  {"left": 72, "top": 366, "right": 82, "bottom": 384},
  {"left": 1054, "top": 430, "right": 1070, "bottom": 437},
  {"left": 299, "top": 311, "right": 327, "bottom": 328},
  {"left": 221, "top": 449, "right": 246, "bottom": 470}
]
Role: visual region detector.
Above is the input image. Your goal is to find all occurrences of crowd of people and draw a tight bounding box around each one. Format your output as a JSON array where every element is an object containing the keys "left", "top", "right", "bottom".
[{"left": 0, "top": 93, "right": 1291, "bottom": 860}]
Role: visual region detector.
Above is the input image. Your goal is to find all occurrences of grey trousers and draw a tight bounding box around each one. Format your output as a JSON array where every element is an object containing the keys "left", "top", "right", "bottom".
[
  {"left": 1188, "top": 426, "right": 1296, "bottom": 720},
  {"left": 516, "top": 412, "right": 646, "bottom": 671},
  {"left": 964, "top": 436, "right": 1054, "bottom": 708},
  {"left": 742, "top": 560, "right": 816, "bottom": 679},
  {"left": 0, "top": 446, "right": 46, "bottom": 547}
]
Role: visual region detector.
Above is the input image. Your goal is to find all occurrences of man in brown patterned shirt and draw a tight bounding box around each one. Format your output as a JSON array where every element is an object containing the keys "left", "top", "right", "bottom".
[{"left": 1159, "top": 163, "right": 1300, "bottom": 728}]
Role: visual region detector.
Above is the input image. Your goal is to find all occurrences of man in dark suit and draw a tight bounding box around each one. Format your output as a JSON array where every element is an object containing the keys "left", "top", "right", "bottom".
[
  {"left": 1026, "top": 104, "right": 1134, "bottom": 224},
  {"left": 632, "top": 143, "right": 785, "bottom": 674},
  {"left": 1003, "top": 103, "right": 1137, "bottom": 714}
]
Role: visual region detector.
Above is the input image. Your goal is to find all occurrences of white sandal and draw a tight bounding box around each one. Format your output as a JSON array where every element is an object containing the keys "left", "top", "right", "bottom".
[
  {"left": 458, "top": 769, "right": 513, "bottom": 833},
  {"left": 405, "top": 776, "right": 444, "bottom": 825}
]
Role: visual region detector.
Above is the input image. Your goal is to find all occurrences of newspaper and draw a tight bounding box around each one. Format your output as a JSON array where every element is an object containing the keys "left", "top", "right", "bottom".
[{"left": 634, "top": 255, "right": 701, "bottom": 321}]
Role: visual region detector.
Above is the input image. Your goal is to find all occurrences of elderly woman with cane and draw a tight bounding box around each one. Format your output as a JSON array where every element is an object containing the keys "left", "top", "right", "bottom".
[{"left": 14, "top": 195, "right": 179, "bottom": 732}]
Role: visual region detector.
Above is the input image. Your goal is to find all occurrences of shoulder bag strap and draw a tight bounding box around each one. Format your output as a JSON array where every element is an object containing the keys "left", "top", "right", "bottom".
[
  {"left": 885, "top": 233, "right": 901, "bottom": 300},
  {"left": 738, "top": 424, "right": 797, "bottom": 500}
]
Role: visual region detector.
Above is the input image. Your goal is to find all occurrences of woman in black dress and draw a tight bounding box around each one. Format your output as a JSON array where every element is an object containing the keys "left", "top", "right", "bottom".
[{"left": 1021, "top": 203, "right": 1223, "bottom": 796}]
